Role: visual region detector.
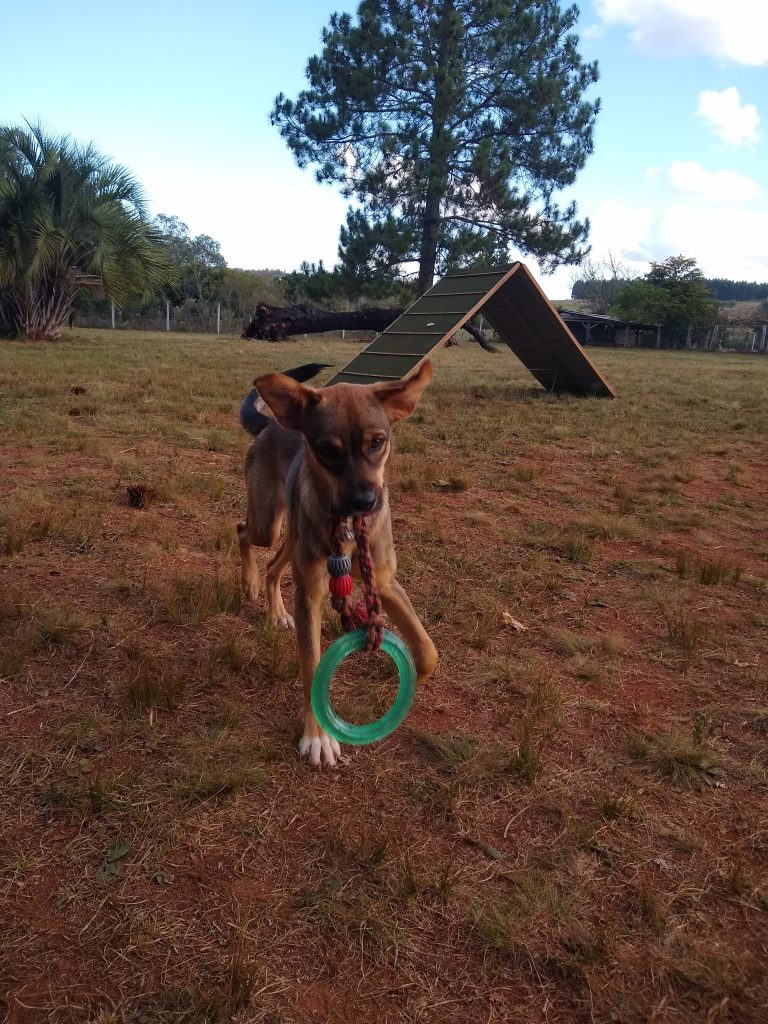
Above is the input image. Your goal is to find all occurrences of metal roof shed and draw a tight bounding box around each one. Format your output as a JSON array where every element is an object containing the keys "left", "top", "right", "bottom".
[{"left": 559, "top": 309, "right": 660, "bottom": 348}]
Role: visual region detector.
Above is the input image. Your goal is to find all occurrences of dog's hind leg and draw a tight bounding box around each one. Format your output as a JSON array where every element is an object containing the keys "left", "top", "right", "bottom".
[
  {"left": 237, "top": 521, "right": 260, "bottom": 603},
  {"left": 265, "top": 535, "right": 294, "bottom": 630},
  {"left": 238, "top": 493, "right": 285, "bottom": 605}
]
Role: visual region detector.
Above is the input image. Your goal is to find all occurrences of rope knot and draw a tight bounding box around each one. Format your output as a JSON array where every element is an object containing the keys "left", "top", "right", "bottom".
[{"left": 328, "top": 513, "right": 383, "bottom": 653}]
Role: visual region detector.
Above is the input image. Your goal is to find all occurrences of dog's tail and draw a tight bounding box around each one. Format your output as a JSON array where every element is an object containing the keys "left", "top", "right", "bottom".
[{"left": 239, "top": 362, "right": 331, "bottom": 437}]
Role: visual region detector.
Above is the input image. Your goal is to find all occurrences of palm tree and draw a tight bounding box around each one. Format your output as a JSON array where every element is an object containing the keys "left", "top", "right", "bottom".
[{"left": 0, "top": 123, "right": 173, "bottom": 340}]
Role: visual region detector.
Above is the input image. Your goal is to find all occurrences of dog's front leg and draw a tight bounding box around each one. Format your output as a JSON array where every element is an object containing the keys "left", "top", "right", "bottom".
[
  {"left": 294, "top": 566, "right": 341, "bottom": 768},
  {"left": 379, "top": 576, "right": 438, "bottom": 684}
]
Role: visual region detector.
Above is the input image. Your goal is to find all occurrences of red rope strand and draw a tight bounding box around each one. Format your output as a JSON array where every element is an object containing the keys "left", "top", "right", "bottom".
[{"left": 328, "top": 515, "right": 384, "bottom": 652}]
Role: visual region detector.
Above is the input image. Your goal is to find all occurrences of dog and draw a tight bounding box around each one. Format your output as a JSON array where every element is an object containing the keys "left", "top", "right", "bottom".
[{"left": 237, "top": 360, "right": 438, "bottom": 767}]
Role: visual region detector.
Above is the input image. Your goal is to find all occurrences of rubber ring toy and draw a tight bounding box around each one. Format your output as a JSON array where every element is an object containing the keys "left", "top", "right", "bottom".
[{"left": 311, "top": 628, "right": 417, "bottom": 745}]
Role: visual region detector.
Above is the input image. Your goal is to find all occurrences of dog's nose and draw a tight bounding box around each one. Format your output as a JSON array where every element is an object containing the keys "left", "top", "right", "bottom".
[{"left": 351, "top": 489, "right": 377, "bottom": 513}]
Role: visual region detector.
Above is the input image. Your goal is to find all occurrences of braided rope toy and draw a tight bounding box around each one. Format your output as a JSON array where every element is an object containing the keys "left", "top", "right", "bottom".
[{"left": 310, "top": 515, "right": 417, "bottom": 745}]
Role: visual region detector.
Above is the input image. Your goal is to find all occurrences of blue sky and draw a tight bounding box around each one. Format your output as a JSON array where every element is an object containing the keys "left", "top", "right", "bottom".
[{"left": 1, "top": 0, "right": 766, "bottom": 297}]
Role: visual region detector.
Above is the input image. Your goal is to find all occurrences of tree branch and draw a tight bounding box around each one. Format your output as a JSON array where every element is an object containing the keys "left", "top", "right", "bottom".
[{"left": 463, "top": 319, "right": 499, "bottom": 352}]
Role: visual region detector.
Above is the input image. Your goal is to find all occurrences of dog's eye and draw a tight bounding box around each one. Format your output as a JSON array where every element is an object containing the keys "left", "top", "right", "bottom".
[
  {"left": 369, "top": 435, "right": 386, "bottom": 452},
  {"left": 316, "top": 441, "right": 341, "bottom": 463}
]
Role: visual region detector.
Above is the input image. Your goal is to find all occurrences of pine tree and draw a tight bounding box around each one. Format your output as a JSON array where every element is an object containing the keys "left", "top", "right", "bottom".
[{"left": 272, "top": 0, "right": 599, "bottom": 292}]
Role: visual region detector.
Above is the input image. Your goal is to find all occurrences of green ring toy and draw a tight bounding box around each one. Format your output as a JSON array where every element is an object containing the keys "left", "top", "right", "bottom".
[{"left": 311, "top": 628, "right": 417, "bottom": 745}]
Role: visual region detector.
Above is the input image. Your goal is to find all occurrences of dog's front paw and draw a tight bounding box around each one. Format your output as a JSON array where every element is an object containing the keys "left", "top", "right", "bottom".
[
  {"left": 299, "top": 730, "right": 341, "bottom": 768},
  {"left": 272, "top": 612, "right": 295, "bottom": 631}
]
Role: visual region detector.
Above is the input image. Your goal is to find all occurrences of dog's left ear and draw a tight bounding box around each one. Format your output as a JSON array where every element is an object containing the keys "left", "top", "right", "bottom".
[
  {"left": 372, "top": 360, "right": 433, "bottom": 423},
  {"left": 254, "top": 373, "right": 322, "bottom": 430}
]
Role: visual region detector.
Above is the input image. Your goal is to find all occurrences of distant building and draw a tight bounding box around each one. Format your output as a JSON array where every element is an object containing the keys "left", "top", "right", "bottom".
[{"left": 560, "top": 310, "right": 660, "bottom": 348}]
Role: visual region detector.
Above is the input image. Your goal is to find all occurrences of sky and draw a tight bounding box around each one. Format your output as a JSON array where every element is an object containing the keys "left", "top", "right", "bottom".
[{"left": 1, "top": 0, "right": 766, "bottom": 299}]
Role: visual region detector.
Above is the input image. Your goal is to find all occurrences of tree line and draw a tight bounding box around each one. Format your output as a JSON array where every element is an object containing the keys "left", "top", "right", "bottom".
[
  {"left": 572, "top": 274, "right": 768, "bottom": 304},
  {"left": 699, "top": 279, "right": 768, "bottom": 303}
]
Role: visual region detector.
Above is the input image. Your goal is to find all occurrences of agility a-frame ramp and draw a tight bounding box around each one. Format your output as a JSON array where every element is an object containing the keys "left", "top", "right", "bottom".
[{"left": 325, "top": 263, "right": 615, "bottom": 398}]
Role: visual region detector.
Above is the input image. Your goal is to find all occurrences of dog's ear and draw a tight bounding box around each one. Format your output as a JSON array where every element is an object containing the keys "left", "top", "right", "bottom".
[
  {"left": 254, "top": 373, "right": 322, "bottom": 430},
  {"left": 372, "top": 360, "right": 433, "bottom": 423}
]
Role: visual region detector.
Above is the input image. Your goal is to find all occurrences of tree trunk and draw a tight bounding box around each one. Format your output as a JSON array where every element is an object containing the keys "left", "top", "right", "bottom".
[
  {"left": 1, "top": 275, "right": 79, "bottom": 340},
  {"left": 416, "top": 0, "right": 457, "bottom": 295},
  {"left": 0, "top": 289, "right": 21, "bottom": 338},
  {"left": 417, "top": 189, "right": 442, "bottom": 294}
]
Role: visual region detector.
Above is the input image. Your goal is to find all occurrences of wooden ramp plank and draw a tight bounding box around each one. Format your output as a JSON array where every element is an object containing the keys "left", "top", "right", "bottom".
[{"left": 325, "top": 263, "right": 615, "bottom": 397}]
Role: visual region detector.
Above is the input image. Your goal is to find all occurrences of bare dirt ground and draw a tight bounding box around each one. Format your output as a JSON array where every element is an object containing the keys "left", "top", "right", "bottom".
[{"left": 1, "top": 330, "right": 767, "bottom": 1024}]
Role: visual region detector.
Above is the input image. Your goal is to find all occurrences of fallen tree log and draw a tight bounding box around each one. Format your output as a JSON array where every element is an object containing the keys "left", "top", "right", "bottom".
[
  {"left": 241, "top": 302, "right": 498, "bottom": 351},
  {"left": 241, "top": 303, "right": 403, "bottom": 341}
]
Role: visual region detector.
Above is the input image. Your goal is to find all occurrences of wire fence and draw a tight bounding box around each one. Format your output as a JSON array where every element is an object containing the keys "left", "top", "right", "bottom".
[
  {"left": 72, "top": 299, "right": 768, "bottom": 355},
  {"left": 72, "top": 300, "right": 247, "bottom": 335},
  {"left": 699, "top": 325, "right": 768, "bottom": 353},
  {"left": 619, "top": 324, "right": 768, "bottom": 353}
]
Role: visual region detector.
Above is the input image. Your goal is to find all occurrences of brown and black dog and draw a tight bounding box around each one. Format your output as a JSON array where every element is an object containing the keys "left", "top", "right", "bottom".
[{"left": 237, "top": 360, "right": 438, "bottom": 767}]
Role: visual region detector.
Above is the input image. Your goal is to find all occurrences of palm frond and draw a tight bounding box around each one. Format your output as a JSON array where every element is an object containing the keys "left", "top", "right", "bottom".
[{"left": 0, "top": 121, "right": 174, "bottom": 337}]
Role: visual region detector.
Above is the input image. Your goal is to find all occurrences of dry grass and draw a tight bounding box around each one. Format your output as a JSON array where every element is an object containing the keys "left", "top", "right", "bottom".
[
  {"left": 676, "top": 549, "right": 744, "bottom": 585},
  {"left": 32, "top": 605, "right": 84, "bottom": 649},
  {"left": 1, "top": 330, "right": 767, "bottom": 1024},
  {"left": 630, "top": 728, "right": 723, "bottom": 787},
  {"left": 594, "top": 790, "right": 637, "bottom": 822},
  {"left": 662, "top": 604, "right": 704, "bottom": 654},
  {"left": 555, "top": 529, "right": 594, "bottom": 564},
  {"left": 161, "top": 571, "right": 242, "bottom": 624}
]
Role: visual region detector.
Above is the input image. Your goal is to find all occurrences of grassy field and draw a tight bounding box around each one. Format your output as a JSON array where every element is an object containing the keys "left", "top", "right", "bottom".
[{"left": 1, "top": 329, "right": 767, "bottom": 1024}]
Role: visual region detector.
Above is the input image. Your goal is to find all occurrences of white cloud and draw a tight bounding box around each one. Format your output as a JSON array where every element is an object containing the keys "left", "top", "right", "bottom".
[
  {"left": 697, "top": 88, "right": 761, "bottom": 146},
  {"left": 667, "top": 160, "right": 763, "bottom": 203},
  {"left": 536, "top": 188, "right": 768, "bottom": 300},
  {"left": 143, "top": 166, "right": 348, "bottom": 272},
  {"left": 581, "top": 23, "right": 606, "bottom": 40},
  {"left": 657, "top": 202, "right": 768, "bottom": 278},
  {"left": 595, "top": 1, "right": 768, "bottom": 65},
  {"left": 588, "top": 200, "right": 658, "bottom": 264}
]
